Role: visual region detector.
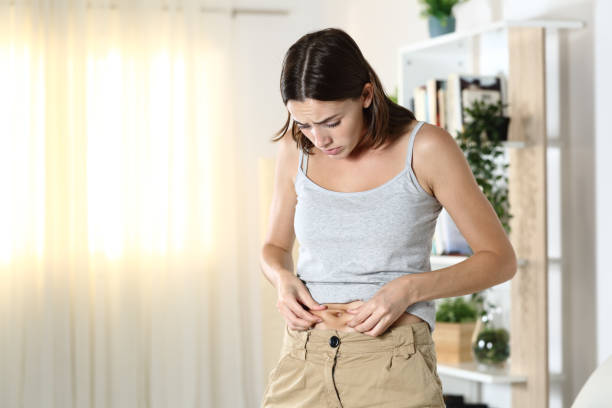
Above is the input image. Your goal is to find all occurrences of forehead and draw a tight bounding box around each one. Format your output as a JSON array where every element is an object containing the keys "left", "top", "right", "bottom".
[{"left": 286, "top": 99, "right": 346, "bottom": 123}]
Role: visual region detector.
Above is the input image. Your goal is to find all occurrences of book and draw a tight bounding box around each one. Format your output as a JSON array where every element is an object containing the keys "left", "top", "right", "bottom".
[
  {"left": 446, "top": 73, "right": 506, "bottom": 139},
  {"left": 413, "top": 84, "right": 428, "bottom": 122},
  {"left": 446, "top": 73, "right": 460, "bottom": 138},
  {"left": 438, "top": 86, "right": 446, "bottom": 131},
  {"left": 426, "top": 79, "right": 446, "bottom": 127}
]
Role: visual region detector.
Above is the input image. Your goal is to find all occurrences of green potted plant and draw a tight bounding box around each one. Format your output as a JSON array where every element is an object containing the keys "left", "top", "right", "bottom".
[
  {"left": 455, "top": 101, "right": 513, "bottom": 366},
  {"left": 432, "top": 296, "right": 479, "bottom": 364},
  {"left": 418, "top": 0, "right": 469, "bottom": 37},
  {"left": 456, "top": 98, "right": 513, "bottom": 235}
]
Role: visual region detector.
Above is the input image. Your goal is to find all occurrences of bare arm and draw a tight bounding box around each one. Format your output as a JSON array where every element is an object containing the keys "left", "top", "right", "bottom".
[
  {"left": 260, "top": 243, "right": 295, "bottom": 289},
  {"left": 259, "top": 129, "right": 299, "bottom": 288},
  {"left": 404, "top": 124, "right": 518, "bottom": 304},
  {"left": 259, "top": 131, "right": 327, "bottom": 330}
]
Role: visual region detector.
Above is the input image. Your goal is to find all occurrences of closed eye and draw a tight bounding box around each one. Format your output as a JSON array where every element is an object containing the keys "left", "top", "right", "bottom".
[{"left": 298, "top": 121, "right": 341, "bottom": 129}]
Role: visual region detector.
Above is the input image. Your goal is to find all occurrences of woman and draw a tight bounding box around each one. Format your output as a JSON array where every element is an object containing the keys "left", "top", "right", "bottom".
[{"left": 259, "top": 28, "right": 517, "bottom": 408}]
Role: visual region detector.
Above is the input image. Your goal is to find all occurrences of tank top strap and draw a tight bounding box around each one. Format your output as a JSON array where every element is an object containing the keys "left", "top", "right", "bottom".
[
  {"left": 406, "top": 120, "right": 425, "bottom": 168},
  {"left": 298, "top": 149, "right": 303, "bottom": 172},
  {"left": 299, "top": 148, "right": 309, "bottom": 174}
]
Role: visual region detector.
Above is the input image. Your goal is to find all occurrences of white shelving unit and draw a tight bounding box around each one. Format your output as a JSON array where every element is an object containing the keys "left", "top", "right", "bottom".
[
  {"left": 437, "top": 361, "right": 527, "bottom": 384},
  {"left": 431, "top": 255, "right": 561, "bottom": 390},
  {"left": 397, "top": 20, "right": 584, "bottom": 111},
  {"left": 398, "top": 18, "right": 585, "bottom": 407},
  {"left": 435, "top": 358, "right": 563, "bottom": 403},
  {"left": 431, "top": 255, "right": 528, "bottom": 271}
]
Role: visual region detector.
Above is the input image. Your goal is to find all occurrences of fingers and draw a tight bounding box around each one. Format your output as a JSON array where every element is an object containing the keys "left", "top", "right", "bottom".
[
  {"left": 364, "top": 317, "right": 391, "bottom": 337},
  {"left": 356, "top": 314, "right": 379, "bottom": 333},
  {"left": 278, "top": 301, "right": 321, "bottom": 331},
  {"left": 348, "top": 309, "right": 391, "bottom": 336},
  {"left": 347, "top": 308, "right": 373, "bottom": 329},
  {"left": 289, "top": 299, "right": 323, "bottom": 325},
  {"left": 299, "top": 293, "right": 328, "bottom": 311},
  {"left": 346, "top": 300, "right": 365, "bottom": 314},
  {"left": 276, "top": 276, "right": 327, "bottom": 330},
  {"left": 278, "top": 303, "right": 309, "bottom": 330}
]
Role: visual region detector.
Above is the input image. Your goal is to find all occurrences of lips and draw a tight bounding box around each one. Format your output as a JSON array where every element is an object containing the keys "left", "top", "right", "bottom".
[{"left": 324, "top": 147, "right": 341, "bottom": 154}]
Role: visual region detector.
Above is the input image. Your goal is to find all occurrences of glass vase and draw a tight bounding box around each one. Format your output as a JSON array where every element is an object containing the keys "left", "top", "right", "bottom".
[{"left": 471, "top": 305, "right": 510, "bottom": 368}]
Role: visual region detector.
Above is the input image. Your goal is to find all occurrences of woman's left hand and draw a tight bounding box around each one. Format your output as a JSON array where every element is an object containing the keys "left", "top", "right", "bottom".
[{"left": 345, "top": 276, "right": 413, "bottom": 337}]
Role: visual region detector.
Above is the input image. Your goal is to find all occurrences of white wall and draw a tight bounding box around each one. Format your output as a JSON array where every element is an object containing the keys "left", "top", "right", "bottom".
[{"left": 595, "top": 0, "right": 612, "bottom": 367}]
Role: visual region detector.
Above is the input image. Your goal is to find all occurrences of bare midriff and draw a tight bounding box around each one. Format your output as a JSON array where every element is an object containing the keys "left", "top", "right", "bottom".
[{"left": 310, "top": 300, "right": 426, "bottom": 333}]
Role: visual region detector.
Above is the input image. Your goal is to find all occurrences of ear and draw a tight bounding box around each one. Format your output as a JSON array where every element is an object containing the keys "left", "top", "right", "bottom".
[{"left": 361, "top": 82, "right": 373, "bottom": 109}]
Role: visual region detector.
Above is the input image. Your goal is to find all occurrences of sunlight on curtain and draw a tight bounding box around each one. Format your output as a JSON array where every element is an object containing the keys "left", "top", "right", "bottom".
[{"left": 0, "top": 1, "right": 255, "bottom": 407}]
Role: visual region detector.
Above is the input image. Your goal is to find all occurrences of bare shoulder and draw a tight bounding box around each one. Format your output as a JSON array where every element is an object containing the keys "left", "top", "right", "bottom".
[
  {"left": 411, "top": 122, "right": 459, "bottom": 197},
  {"left": 278, "top": 129, "right": 300, "bottom": 185},
  {"left": 413, "top": 122, "right": 517, "bottom": 265}
]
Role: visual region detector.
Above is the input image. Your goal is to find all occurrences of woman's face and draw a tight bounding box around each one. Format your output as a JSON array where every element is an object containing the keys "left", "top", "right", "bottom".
[{"left": 286, "top": 83, "right": 373, "bottom": 159}]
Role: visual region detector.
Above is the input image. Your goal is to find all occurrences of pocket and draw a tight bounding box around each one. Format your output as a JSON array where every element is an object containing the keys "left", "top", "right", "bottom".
[
  {"left": 415, "top": 345, "right": 443, "bottom": 390},
  {"left": 266, "top": 353, "right": 290, "bottom": 383},
  {"left": 380, "top": 347, "right": 445, "bottom": 407},
  {"left": 263, "top": 352, "right": 307, "bottom": 395}
]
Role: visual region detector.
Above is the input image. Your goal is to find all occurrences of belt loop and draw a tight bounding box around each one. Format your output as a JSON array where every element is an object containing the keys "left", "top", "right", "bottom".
[{"left": 393, "top": 324, "right": 416, "bottom": 358}]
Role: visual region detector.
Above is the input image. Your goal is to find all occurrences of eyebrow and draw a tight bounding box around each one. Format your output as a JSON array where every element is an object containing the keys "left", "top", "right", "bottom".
[{"left": 293, "top": 114, "right": 340, "bottom": 126}]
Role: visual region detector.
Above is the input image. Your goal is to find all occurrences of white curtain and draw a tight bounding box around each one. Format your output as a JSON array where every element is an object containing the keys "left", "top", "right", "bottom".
[{"left": 0, "top": 0, "right": 258, "bottom": 406}]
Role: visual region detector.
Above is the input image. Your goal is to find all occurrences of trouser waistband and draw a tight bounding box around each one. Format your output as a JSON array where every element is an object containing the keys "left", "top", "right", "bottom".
[{"left": 280, "top": 320, "right": 432, "bottom": 361}]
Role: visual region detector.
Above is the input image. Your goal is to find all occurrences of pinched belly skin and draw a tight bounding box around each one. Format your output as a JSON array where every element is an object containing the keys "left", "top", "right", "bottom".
[{"left": 310, "top": 300, "right": 424, "bottom": 332}]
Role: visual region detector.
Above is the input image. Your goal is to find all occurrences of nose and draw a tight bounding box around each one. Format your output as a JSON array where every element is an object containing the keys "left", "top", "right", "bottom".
[{"left": 311, "top": 127, "right": 331, "bottom": 149}]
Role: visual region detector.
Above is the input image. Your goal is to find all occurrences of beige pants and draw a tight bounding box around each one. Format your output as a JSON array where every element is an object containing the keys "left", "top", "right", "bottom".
[{"left": 261, "top": 321, "right": 446, "bottom": 408}]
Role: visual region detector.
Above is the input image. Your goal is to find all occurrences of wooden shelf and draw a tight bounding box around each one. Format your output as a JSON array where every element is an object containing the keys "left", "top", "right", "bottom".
[
  {"left": 397, "top": 19, "right": 584, "bottom": 55},
  {"left": 437, "top": 361, "right": 565, "bottom": 384},
  {"left": 438, "top": 361, "right": 527, "bottom": 384},
  {"left": 430, "top": 254, "right": 469, "bottom": 269},
  {"left": 430, "top": 255, "right": 528, "bottom": 271},
  {"left": 502, "top": 140, "right": 526, "bottom": 148}
]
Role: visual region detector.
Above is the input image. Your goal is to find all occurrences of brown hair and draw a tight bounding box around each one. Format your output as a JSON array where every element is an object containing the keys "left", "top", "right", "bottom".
[{"left": 272, "top": 27, "right": 416, "bottom": 155}]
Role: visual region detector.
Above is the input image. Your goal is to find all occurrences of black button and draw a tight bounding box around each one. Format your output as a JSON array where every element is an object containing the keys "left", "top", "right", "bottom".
[{"left": 329, "top": 335, "right": 340, "bottom": 348}]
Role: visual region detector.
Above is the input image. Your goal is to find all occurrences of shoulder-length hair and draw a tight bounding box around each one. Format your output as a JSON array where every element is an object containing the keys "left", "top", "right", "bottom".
[{"left": 272, "top": 27, "right": 416, "bottom": 155}]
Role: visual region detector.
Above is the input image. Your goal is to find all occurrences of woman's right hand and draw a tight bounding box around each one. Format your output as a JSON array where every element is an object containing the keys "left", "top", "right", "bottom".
[{"left": 276, "top": 272, "right": 327, "bottom": 331}]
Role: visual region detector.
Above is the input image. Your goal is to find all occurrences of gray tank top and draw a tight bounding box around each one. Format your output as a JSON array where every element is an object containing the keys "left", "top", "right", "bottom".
[{"left": 293, "top": 120, "right": 444, "bottom": 332}]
